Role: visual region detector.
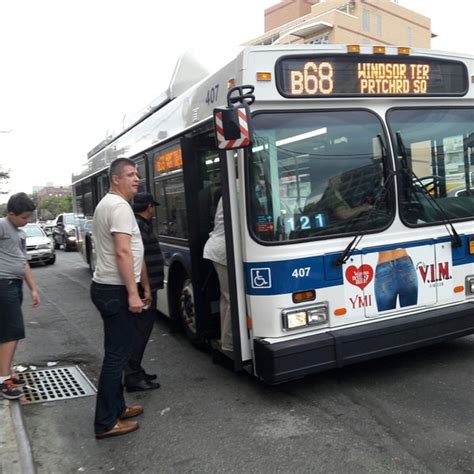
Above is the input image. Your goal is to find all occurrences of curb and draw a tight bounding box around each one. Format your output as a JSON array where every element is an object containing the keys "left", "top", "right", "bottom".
[
  {"left": 0, "top": 398, "right": 36, "bottom": 474},
  {"left": 10, "top": 401, "right": 36, "bottom": 474}
]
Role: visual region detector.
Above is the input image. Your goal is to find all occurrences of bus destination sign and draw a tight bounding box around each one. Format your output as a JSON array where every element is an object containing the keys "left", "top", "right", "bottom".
[{"left": 276, "top": 55, "right": 468, "bottom": 98}]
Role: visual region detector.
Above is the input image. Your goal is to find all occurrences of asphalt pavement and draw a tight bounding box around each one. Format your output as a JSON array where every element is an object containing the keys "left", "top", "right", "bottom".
[{"left": 2, "top": 250, "right": 473, "bottom": 473}]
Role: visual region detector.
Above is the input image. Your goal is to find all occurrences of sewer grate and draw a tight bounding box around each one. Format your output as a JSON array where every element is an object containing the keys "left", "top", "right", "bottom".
[{"left": 18, "top": 365, "right": 96, "bottom": 404}]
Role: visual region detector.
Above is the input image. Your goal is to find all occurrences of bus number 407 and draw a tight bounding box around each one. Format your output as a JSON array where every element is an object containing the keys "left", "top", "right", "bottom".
[
  {"left": 292, "top": 267, "right": 310, "bottom": 278},
  {"left": 206, "top": 84, "right": 219, "bottom": 105}
]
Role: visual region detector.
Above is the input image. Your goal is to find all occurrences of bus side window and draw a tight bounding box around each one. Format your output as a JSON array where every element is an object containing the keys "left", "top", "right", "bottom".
[{"left": 155, "top": 175, "right": 188, "bottom": 238}]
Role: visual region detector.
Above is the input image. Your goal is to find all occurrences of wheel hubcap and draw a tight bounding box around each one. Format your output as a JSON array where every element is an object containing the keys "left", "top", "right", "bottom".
[{"left": 179, "top": 280, "right": 196, "bottom": 334}]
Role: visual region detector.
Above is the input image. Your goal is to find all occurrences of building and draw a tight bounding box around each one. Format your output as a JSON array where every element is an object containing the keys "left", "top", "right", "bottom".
[
  {"left": 34, "top": 185, "right": 72, "bottom": 220},
  {"left": 246, "top": 0, "right": 433, "bottom": 48},
  {"left": 36, "top": 185, "right": 72, "bottom": 201}
]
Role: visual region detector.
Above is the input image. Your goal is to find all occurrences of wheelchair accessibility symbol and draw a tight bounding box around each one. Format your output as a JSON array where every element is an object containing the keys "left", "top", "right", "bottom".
[{"left": 251, "top": 268, "right": 272, "bottom": 289}]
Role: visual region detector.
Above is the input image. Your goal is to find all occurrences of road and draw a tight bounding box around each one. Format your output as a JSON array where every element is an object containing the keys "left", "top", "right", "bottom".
[{"left": 16, "top": 250, "right": 474, "bottom": 473}]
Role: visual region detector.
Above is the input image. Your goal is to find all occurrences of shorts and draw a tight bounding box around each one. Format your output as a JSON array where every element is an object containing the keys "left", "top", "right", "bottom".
[{"left": 0, "top": 279, "right": 25, "bottom": 343}]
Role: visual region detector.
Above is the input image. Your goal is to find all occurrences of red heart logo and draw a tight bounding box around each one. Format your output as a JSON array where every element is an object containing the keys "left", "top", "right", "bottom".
[{"left": 345, "top": 264, "right": 374, "bottom": 290}]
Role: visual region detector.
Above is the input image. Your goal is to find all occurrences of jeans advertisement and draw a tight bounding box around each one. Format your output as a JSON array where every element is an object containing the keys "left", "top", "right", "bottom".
[{"left": 343, "top": 242, "right": 454, "bottom": 319}]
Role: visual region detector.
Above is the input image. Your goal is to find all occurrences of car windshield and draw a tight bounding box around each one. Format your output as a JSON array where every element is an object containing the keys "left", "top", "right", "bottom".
[
  {"left": 23, "top": 225, "right": 45, "bottom": 238},
  {"left": 248, "top": 110, "right": 393, "bottom": 242},
  {"left": 64, "top": 215, "right": 75, "bottom": 225},
  {"left": 387, "top": 108, "right": 474, "bottom": 225}
]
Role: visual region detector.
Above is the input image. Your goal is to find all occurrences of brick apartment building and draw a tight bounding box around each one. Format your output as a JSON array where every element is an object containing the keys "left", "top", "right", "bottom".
[
  {"left": 246, "top": 0, "right": 433, "bottom": 48},
  {"left": 36, "top": 185, "right": 72, "bottom": 201}
]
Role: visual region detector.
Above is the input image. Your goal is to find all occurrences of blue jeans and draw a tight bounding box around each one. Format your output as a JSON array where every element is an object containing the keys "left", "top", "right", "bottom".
[
  {"left": 375, "top": 256, "right": 418, "bottom": 312},
  {"left": 90, "top": 282, "right": 134, "bottom": 434}
]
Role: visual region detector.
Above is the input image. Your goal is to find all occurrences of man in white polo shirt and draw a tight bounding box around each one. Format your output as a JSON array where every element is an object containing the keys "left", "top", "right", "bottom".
[{"left": 90, "top": 157, "right": 151, "bottom": 439}]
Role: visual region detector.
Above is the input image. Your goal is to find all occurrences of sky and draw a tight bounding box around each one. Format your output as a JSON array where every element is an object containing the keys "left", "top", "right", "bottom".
[{"left": 0, "top": 0, "right": 472, "bottom": 203}]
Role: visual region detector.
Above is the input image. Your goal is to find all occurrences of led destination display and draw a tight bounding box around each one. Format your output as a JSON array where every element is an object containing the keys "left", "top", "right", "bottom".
[{"left": 276, "top": 55, "right": 468, "bottom": 98}]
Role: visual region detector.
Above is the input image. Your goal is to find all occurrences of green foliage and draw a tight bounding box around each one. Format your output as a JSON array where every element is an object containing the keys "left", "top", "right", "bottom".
[
  {"left": 0, "top": 168, "right": 9, "bottom": 195},
  {"left": 37, "top": 194, "right": 73, "bottom": 219}
]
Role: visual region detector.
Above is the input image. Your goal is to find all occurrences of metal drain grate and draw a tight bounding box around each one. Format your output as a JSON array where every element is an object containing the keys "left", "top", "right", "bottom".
[{"left": 18, "top": 366, "right": 96, "bottom": 404}]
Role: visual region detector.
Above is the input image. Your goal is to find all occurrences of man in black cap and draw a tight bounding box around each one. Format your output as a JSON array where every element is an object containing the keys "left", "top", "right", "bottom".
[{"left": 124, "top": 192, "right": 164, "bottom": 392}]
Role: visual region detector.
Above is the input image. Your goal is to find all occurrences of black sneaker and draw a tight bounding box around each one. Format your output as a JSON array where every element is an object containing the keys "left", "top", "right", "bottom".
[
  {"left": 0, "top": 379, "right": 23, "bottom": 400},
  {"left": 10, "top": 376, "right": 25, "bottom": 386}
]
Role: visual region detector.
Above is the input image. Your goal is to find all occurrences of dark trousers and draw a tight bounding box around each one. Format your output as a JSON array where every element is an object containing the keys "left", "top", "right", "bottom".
[
  {"left": 90, "top": 282, "right": 134, "bottom": 434},
  {"left": 0, "top": 279, "right": 24, "bottom": 343},
  {"left": 124, "top": 291, "right": 157, "bottom": 386}
]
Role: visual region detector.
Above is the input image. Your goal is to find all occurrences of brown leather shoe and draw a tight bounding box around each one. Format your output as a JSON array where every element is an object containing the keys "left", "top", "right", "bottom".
[
  {"left": 95, "top": 419, "right": 139, "bottom": 439},
  {"left": 119, "top": 405, "right": 144, "bottom": 420}
]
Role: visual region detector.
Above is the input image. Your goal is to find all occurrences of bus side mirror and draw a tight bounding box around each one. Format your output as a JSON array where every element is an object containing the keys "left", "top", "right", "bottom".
[{"left": 213, "top": 104, "right": 252, "bottom": 150}]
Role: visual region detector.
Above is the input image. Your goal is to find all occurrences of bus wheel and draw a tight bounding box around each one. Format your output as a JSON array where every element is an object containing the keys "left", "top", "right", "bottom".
[{"left": 179, "top": 278, "right": 198, "bottom": 342}]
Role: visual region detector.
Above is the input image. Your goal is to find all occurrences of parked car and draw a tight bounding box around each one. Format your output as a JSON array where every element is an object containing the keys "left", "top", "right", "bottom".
[
  {"left": 41, "top": 219, "right": 55, "bottom": 236},
  {"left": 52, "top": 213, "right": 78, "bottom": 251},
  {"left": 22, "top": 223, "right": 56, "bottom": 265}
]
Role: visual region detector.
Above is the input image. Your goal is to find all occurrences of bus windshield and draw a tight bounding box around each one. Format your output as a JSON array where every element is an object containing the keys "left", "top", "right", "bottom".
[
  {"left": 248, "top": 110, "right": 393, "bottom": 242},
  {"left": 387, "top": 108, "right": 474, "bottom": 225}
]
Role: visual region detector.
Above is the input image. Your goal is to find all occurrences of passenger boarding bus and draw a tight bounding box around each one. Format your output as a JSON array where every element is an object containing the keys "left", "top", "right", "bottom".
[{"left": 72, "top": 45, "right": 474, "bottom": 384}]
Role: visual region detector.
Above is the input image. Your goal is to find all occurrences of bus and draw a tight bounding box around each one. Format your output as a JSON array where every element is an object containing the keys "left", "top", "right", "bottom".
[{"left": 72, "top": 44, "right": 474, "bottom": 384}]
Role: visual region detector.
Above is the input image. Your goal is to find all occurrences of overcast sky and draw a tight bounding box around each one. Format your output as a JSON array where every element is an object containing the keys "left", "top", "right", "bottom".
[{"left": 0, "top": 0, "right": 472, "bottom": 203}]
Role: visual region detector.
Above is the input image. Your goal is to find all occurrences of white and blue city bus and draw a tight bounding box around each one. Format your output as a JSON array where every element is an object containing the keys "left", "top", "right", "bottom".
[{"left": 72, "top": 45, "right": 474, "bottom": 383}]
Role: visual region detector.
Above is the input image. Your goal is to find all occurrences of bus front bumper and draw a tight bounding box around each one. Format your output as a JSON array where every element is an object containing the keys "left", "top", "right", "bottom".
[{"left": 254, "top": 302, "right": 474, "bottom": 384}]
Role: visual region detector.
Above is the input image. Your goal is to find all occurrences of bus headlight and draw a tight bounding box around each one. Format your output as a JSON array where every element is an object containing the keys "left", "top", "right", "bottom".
[
  {"left": 284, "top": 310, "right": 307, "bottom": 329},
  {"left": 282, "top": 303, "right": 328, "bottom": 331},
  {"left": 466, "top": 276, "right": 474, "bottom": 295},
  {"left": 307, "top": 306, "right": 328, "bottom": 324}
]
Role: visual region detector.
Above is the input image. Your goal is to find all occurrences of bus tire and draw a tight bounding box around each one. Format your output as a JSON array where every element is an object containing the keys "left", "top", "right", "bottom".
[{"left": 178, "top": 278, "right": 199, "bottom": 343}]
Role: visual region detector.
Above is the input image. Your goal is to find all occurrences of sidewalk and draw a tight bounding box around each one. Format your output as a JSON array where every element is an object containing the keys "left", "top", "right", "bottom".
[{"left": 0, "top": 398, "right": 35, "bottom": 474}]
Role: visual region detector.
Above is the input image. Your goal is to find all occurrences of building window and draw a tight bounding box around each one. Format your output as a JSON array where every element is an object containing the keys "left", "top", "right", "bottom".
[
  {"left": 306, "top": 32, "right": 329, "bottom": 45},
  {"left": 362, "top": 9, "right": 370, "bottom": 32},
  {"left": 376, "top": 14, "right": 382, "bottom": 37},
  {"left": 337, "top": 1, "right": 355, "bottom": 15}
]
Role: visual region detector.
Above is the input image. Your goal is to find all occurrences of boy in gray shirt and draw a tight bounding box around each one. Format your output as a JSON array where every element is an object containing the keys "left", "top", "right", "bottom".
[{"left": 0, "top": 192, "right": 40, "bottom": 399}]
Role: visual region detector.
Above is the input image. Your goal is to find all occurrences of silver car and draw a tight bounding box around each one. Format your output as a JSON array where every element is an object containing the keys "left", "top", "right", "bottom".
[{"left": 23, "top": 223, "right": 56, "bottom": 265}]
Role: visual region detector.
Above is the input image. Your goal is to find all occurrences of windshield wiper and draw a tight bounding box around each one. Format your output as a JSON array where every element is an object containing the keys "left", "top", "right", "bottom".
[
  {"left": 335, "top": 169, "right": 395, "bottom": 266},
  {"left": 335, "top": 135, "right": 393, "bottom": 266},
  {"left": 395, "top": 132, "right": 462, "bottom": 248}
]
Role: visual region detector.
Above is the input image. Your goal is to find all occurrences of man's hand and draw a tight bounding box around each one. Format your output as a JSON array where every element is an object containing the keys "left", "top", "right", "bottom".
[
  {"left": 142, "top": 287, "right": 152, "bottom": 306},
  {"left": 141, "top": 289, "right": 152, "bottom": 310},
  {"left": 142, "top": 297, "right": 152, "bottom": 307},
  {"left": 31, "top": 290, "right": 40, "bottom": 308},
  {"left": 128, "top": 294, "right": 145, "bottom": 313}
]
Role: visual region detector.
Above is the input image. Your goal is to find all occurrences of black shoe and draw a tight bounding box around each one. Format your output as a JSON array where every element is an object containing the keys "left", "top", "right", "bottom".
[
  {"left": 125, "top": 379, "right": 160, "bottom": 393},
  {"left": 143, "top": 372, "right": 157, "bottom": 382}
]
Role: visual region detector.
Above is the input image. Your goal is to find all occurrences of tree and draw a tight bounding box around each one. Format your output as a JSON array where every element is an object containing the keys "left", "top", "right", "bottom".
[
  {"left": 37, "top": 194, "right": 73, "bottom": 220},
  {"left": 0, "top": 168, "right": 9, "bottom": 195}
]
